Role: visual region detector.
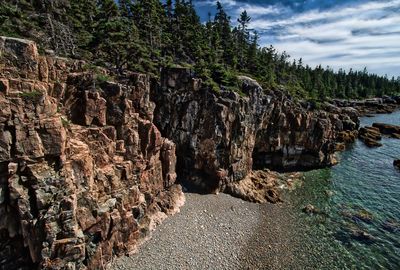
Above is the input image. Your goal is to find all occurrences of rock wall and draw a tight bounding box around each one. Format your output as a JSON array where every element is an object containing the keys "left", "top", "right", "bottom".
[
  {"left": 152, "top": 68, "right": 359, "bottom": 193},
  {"left": 0, "top": 37, "right": 183, "bottom": 269},
  {"left": 0, "top": 36, "right": 361, "bottom": 269}
]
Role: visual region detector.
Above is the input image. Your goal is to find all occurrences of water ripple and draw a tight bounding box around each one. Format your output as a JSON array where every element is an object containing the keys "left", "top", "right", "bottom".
[{"left": 292, "top": 110, "right": 400, "bottom": 269}]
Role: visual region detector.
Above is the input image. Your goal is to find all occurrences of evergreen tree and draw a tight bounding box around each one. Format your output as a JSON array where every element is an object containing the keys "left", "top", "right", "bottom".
[
  {"left": 0, "top": 0, "right": 398, "bottom": 98},
  {"left": 236, "top": 10, "right": 251, "bottom": 69},
  {"left": 94, "top": 0, "right": 140, "bottom": 74}
]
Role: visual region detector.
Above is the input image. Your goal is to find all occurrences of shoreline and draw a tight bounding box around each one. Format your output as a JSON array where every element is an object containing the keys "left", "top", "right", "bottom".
[
  {"left": 110, "top": 191, "right": 348, "bottom": 270},
  {"left": 110, "top": 193, "right": 302, "bottom": 270},
  {"left": 111, "top": 110, "right": 400, "bottom": 270}
]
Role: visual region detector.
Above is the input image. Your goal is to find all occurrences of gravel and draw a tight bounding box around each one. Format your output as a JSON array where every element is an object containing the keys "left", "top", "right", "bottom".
[{"left": 110, "top": 193, "right": 305, "bottom": 270}]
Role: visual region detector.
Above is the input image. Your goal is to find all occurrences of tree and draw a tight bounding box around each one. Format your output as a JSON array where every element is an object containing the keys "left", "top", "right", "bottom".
[
  {"left": 236, "top": 10, "right": 251, "bottom": 69},
  {"left": 94, "top": 0, "right": 141, "bottom": 74}
]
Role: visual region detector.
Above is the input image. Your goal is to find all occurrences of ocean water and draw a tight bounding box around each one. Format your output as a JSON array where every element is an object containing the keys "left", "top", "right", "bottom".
[{"left": 290, "top": 110, "right": 400, "bottom": 269}]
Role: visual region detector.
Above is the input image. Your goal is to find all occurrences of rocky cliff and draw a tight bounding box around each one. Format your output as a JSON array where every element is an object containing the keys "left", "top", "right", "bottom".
[
  {"left": 152, "top": 68, "right": 359, "bottom": 193},
  {"left": 0, "top": 37, "right": 183, "bottom": 269},
  {"left": 0, "top": 37, "right": 359, "bottom": 269}
]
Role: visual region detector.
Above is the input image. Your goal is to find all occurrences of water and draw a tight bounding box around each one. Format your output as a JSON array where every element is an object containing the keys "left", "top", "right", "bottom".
[{"left": 290, "top": 110, "right": 400, "bottom": 269}]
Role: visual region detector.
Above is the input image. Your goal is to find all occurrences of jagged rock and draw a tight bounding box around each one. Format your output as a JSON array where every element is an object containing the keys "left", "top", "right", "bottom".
[
  {"left": 0, "top": 37, "right": 184, "bottom": 269},
  {"left": 152, "top": 68, "right": 359, "bottom": 192},
  {"left": 359, "top": 126, "right": 383, "bottom": 147},
  {"left": 224, "top": 170, "right": 282, "bottom": 204},
  {"left": 372, "top": 123, "right": 400, "bottom": 138},
  {"left": 332, "top": 97, "right": 400, "bottom": 115},
  {"left": 337, "top": 130, "right": 358, "bottom": 144}
]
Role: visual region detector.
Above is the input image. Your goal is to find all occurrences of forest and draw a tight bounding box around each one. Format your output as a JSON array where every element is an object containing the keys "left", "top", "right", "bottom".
[{"left": 1, "top": 0, "right": 399, "bottom": 100}]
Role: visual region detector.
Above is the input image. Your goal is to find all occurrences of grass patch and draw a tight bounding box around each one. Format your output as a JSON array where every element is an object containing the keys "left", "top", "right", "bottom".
[{"left": 19, "top": 91, "right": 42, "bottom": 102}]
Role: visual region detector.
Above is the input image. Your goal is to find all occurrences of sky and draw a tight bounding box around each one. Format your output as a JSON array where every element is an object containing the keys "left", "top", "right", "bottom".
[{"left": 194, "top": 0, "right": 400, "bottom": 78}]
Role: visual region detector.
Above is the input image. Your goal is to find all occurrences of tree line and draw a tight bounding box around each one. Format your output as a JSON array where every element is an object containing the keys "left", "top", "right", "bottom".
[{"left": 1, "top": 0, "right": 399, "bottom": 100}]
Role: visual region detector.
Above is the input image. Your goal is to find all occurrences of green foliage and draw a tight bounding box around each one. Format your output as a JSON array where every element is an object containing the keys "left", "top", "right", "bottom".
[
  {"left": 95, "top": 74, "right": 112, "bottom": 83},
  {"left": 1, "top": 0, "right": 399, "bottom": 99},
  {"left": 203, "top": 78, "right": 220, "bottom": 94},
  {"left": 19, "top": 91, "right": 42, "bottom": 102},
  {"left": 307, "top": 98, "right": 322, "bottom": 111}
]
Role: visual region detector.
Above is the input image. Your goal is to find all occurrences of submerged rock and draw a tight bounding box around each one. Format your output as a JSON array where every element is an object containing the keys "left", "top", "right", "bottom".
[
  {"left": 340, "top": 207, "right": 374, "bottom": 224},
  {"left": 394, "top": 160, "right": 400, "bottom": 169},
  {"left": 302, "top": 204, "right": 320, "bottom": 215},
  {"left": 382, "top": 219, "right": 400, "bottom": 233},
  {"left": 350, "top": 229, "right": 376, "bottom": 243}
]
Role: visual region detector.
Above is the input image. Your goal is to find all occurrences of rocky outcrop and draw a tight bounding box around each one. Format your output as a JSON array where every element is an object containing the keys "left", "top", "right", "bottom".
[
  {"left": 152, "top": 68, "right": 359, "bottom": 193},
  {"left": 372, "top": 123, "right": 400, "bottom": 138},
  {"left": 359, "top": 126, "right": 383, "bottom": 147},
  {"left": 332, "top": 97, "right": 400, "bottom": 115},
  {"left": 0, "top": 37, "right": 183, "bottom": 269},
  {"left": 0, "top": 36, "right": 363, "bottom": 269},
  {"left": 359, "top": 123, "right": 400, "bottom": 147},
  {"left": 224, "top": 170, "right": 281, "bottom": 204}
]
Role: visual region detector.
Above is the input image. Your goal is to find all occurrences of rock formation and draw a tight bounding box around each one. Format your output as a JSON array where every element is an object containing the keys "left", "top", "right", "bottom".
[
  {"left": 152, "top": 68, "right": 359, "bottom": 193},
  {"left": 359, "top": 126, "right": 383, "bottom": 147},
  {"left": 332, "top": 97, "right": 400, "bottom": 115},
  {"left": 0, "top": 37, "right": 183, "bottom": 269},
  {"left": 0, "top": 36, "right": 361, "bottom": 269},
  {"left": 372, "top": 123, "right": 400, "bottom": 139}
]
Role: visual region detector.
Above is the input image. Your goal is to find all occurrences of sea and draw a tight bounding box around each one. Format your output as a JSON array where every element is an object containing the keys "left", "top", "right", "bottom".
[{"left": 290, "top": 110, "right": 400, "bottom": 269}]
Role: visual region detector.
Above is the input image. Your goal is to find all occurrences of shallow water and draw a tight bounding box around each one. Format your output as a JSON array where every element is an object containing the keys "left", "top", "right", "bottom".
[{"left": 290, "top": 110, "right": 400, "bottom": 269}]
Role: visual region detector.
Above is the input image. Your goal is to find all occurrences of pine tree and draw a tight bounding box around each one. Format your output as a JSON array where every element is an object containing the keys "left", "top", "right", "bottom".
[
  {"left": 94, "top": 0, "right": 141, "bottom": 74},
  {"left": 236, "top": 10, "right": 251, "bottom": 69}
]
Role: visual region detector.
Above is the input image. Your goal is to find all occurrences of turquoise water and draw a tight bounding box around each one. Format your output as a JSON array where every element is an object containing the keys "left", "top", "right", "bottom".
[{"left": 291, "top": 110, "right": 400, "bottom": 269}]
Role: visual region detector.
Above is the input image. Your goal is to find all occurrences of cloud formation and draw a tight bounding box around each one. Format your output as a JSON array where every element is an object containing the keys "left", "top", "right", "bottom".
[{"left": 195, "top": 0, "right": 400, "bottom": 77}]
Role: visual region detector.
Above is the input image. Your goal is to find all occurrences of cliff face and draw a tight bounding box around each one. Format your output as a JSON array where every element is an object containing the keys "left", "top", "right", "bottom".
[
  {"left": 152, "top": 68, "right": 359, "bottom": 193},
  {"left": 0, "top": 37, "right": 183, "bottom": 269},
  {"left": 0, "top": 37, "right": 359, "bottom": 269}
]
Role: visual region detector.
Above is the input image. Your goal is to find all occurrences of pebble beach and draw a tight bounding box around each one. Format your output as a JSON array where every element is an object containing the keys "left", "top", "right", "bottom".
[{"left": 111, "top": 193, "right": 305, "bottom": 270}]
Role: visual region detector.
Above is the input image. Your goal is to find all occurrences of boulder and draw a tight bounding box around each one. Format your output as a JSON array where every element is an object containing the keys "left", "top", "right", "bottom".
[
  {"left": 224, "top": 170, "right": 282, "bottom": 204},
  {"left": 359, "top": 126, "right": 383, "bottom": 147},
  {"left": 372, "top": 123, "right": 400, "bottom": 137}
]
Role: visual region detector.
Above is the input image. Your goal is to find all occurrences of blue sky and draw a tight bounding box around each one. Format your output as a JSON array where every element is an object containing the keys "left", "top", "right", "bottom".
[{"left": 194, "top": 0, "right": 400, "bottom": 77}]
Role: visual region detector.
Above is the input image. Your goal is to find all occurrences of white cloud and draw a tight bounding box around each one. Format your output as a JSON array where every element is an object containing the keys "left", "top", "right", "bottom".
[
  {"left": 196, "top": 0, "right": 400, "bottom": 76},
  {"left": 249, "top": 0, "right": 400, "bottom": 77},
  {"left": 250, "top": 0, "right": 400, "bottom": 29}
]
